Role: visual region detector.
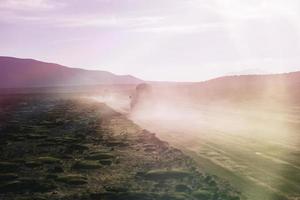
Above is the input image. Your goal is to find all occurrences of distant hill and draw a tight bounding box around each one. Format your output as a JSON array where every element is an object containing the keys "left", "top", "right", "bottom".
[
  {"left": 0, "top": 56, "right": 143, "bottom": 88},
  {"left": 132, "top": 71, "right": 300, "bottom": 110},
  {"left": 190, "top": 72, "right": 300, "bottom": 104}
]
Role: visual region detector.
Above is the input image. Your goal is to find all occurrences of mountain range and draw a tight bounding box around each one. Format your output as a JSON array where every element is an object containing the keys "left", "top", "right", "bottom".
[
  {"left": 0, "top": 56, "right": 143, "bottom": 88},
  {"left": 0, "top": 56, "right": 299, "bottom": 104}
]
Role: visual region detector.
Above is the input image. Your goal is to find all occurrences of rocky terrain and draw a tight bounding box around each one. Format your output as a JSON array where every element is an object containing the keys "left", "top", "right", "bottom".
[{"left": 0, "top": 95, "right": 240, "bottom": 200}]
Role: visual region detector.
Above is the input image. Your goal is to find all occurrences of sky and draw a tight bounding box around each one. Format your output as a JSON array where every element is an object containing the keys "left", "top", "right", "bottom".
[{"left": 1, "top": 0, "right": 300, "bottom": 81}]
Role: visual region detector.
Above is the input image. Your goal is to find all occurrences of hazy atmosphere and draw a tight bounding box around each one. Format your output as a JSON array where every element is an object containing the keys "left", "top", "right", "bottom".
[
  {"left": 1, "top": 0, "right": 300, "bottom": 81},
  {"left": 0, "top": 1, "right": 300, "bottom": 200}
]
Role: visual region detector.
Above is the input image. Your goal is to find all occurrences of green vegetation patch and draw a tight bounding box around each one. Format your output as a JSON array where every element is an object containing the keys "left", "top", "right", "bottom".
[
  {"left": 72, "top": 160, "right": 102, "bottom": 170},
  {"left": 106, "top": 141, "right": 129, "bottom": 147},
  {"left": 0, "top": 181, "right": 25, "bottom": 193},
  {"left": 0, "top": 162, "right": 19, "bottom": 173},
  {"left": 90, "top": 192, "right": 158, "bottom": 200},
  {"left": 85, "top": 152, "right": 114, "bottom": 160},
  {"left": 192, "top": 189, "right": 213, "bottom": 200},
  {"left": 0, "top": 178, "right": 56, "bottom": 193},
  {"left": 26, "top": 134, "right": 47, "bottom": 139},
  {"left": 47, "top": 136, "right": 79, "bottom": 143},
  {"left": 90, "top": 192, "right": 191, "bottom": 200},
  {"left": 144, "top": 169, "right": 193, "bottom": 181},
  {"left": 68, "top": 144, "right": 89, "bottom": 151},
  {"left": 175, "top": 184, "right": 192, "bottom": 193},
  {"left": 36, "top": 156, "right": 62, "bottom": 164},
  {"left": 0, "top": 173, "right": 18, "bottom": 182},
  {"left": 56, "top": 174, "right": 87, "bottom": 185},
  {"left": 99, "top": 159, "right": 113, "bottom": 166},
  {"left": 24, "top": 161, "right": 43, "bottom": 168},
  {"left": 160, "top": 193, "right": 191, "bottom": 200}
]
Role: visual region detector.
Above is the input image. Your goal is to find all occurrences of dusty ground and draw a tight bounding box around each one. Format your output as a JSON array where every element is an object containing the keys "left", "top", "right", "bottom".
[{"left": 0, "top": 95, "right": 240, "bottom": 200}]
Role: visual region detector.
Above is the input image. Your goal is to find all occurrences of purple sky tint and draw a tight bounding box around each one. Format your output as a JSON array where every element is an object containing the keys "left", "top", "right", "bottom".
[{"left": 0, "top": 0, "right": 300, "bottom": 81}]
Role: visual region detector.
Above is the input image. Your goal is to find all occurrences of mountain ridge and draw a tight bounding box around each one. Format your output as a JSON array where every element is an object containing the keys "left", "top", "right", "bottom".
[
  {"left": 0, "top": 56, "right": 143, "bottom": 88},
  {"left": 1, "top": 56, "right": 300, "bottom": 90}
]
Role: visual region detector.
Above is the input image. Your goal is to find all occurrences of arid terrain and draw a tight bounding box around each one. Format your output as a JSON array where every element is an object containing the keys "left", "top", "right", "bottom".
[
  {"left": 0, "top": 57, "right": 299, "bottom": 200},
  {"left": 132, "top": 104, "right": 300, "bottom": 200},
  {"left": 2, "top": 0, "right": 300, "bottom": 198},
  {"left": 128, "top": 74, "right": 300, "bottom": 200},
  {"left": 0, "top": 94, "right": 240, "bottom": 200}
]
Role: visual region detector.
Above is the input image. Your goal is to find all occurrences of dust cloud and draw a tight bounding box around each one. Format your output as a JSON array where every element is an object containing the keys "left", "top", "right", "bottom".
[{"left": 91, "top": 79, "right": 300, "bottom": 200}]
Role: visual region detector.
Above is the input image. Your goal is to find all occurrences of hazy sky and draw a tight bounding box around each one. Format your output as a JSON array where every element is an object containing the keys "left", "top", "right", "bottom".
[{"left": 1, "top": 0, "right": 300, "bottom": 81}]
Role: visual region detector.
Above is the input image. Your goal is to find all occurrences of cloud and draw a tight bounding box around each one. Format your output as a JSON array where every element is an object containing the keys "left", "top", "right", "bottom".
[
  {"left": 0, "top": 0, "right": 62, "bottom": 10},
  {"left": 132, "top": 23, "right": 225, "bottom": 34},
  {"left": 0, "top": 0, "right": 165, "bottom": 29},
  {"left": 56, "top": 16, "right": 164, "bottom": 28},
  {"left": 1, "top": 0, "right": 300, "bottom": 82},
  {"left": 2, "top": 0, "right": 298, "bottom": 32},
  {"left": 0, "top": 7, "right": 162, "bottom": 28},
  {"left": 211, "top": 0, "right": 300, "bottom": 20}
]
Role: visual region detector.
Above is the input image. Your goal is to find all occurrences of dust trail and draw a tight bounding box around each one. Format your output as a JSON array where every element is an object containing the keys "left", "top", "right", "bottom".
[
  {"left": 126, "top": 80, "right": 300, "bottom": 200},
  {"left": 87, "top": 78, "right": 300, "bottom": 200}
]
